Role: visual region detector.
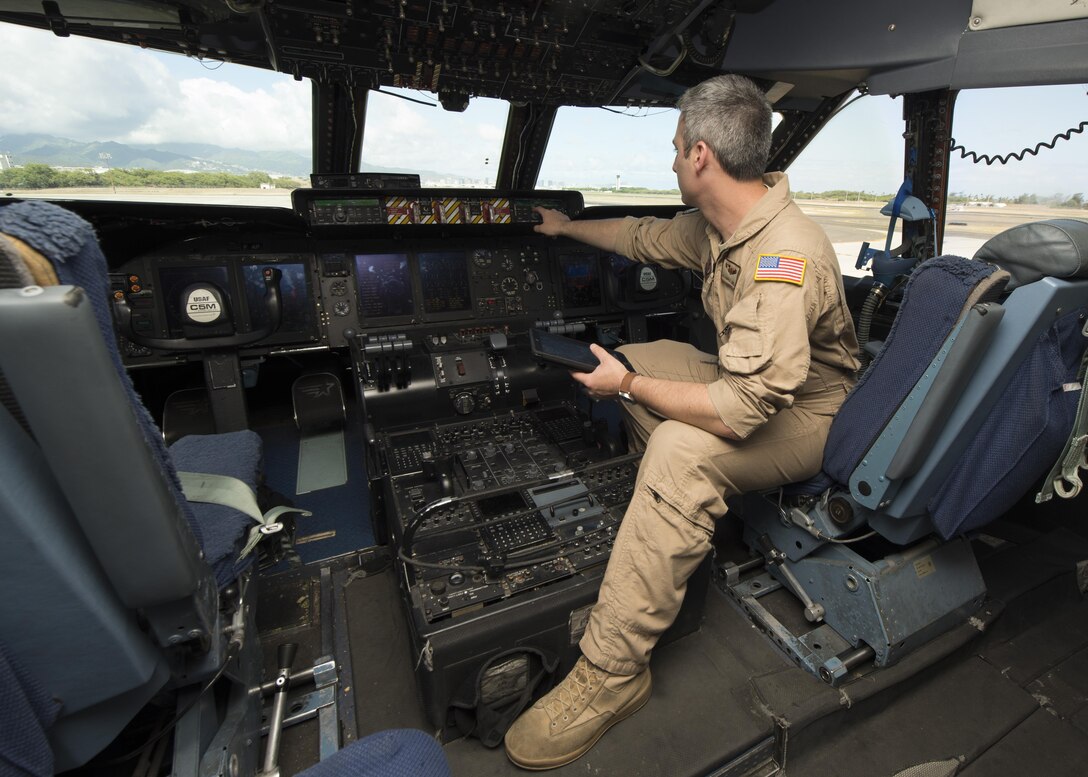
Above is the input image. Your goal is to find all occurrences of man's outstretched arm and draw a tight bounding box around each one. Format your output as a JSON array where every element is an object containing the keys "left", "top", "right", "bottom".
[{"left": 533, "top": 206, "right": 626, "bottom": 253}]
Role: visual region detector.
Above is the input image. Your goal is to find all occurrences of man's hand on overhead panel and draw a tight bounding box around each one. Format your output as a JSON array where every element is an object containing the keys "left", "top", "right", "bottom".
[{"left": 532, "top": 206, "right": 571, "bottom": 236}]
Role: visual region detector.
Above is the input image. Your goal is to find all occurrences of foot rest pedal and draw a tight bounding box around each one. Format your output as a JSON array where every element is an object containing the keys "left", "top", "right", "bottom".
[
  {"left": 162, "top": 388, "right": 215, "bottom": 446},
  {"left": 292, "top": 372, "right": 345, "bottom": 434}
]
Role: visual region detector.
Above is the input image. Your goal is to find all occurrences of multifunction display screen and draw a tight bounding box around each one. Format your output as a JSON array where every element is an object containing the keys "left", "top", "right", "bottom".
[
  {"left": 355, "top": 253, "right": 414, "bottom": 318},
  {"left": 418, "top": 251, "right": 471, "bottom": 314},
  {"left": 242, "top": 263, "right": 314, "bottom": 335},
  {"left": 558, "top": 253, "right": 602, "bottom": 309}
]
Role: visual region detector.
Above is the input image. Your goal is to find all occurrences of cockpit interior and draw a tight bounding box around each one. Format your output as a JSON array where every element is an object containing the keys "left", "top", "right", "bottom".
[{"left": 1, "top": 2, "right": 1088, "bottom": 776}]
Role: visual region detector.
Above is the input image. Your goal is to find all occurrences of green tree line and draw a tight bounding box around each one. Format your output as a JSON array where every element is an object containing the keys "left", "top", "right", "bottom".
[{"left": 0, "top": 163, "right": 303, "bottom": 189}]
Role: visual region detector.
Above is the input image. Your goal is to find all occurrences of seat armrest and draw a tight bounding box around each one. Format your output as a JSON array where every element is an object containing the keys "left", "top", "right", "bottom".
[
  {"left": 851, "top": 301, "right": 1004, "bottom": 507},
  {"left": 886, "top": 302, "right": 1005, "bottom": 479}
]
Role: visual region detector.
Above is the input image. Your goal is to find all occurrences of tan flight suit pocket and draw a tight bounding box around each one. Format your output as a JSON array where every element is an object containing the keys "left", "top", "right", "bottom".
[{"left": 719, "top": 292, "right": 770, "bottom": 375}]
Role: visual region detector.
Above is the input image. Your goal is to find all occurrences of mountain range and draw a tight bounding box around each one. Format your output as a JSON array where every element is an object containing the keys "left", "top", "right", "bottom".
[
  {"left": 0, "top": 133, "right": 504, "bottom": 187},
  {"left": 0, "top": 133, "right": 312, "bottom": 177}
]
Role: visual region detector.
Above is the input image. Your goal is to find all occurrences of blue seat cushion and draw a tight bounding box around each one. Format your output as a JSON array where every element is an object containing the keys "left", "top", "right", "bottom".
[
  {"left": 782, "top": 471, "right": 835, "bottom": 497},
  {"left": 169, "top": 430, "right": 263, "bottom": 587},
  {"left": 297, "top": 729, "right": 451, "bottom": 777}
]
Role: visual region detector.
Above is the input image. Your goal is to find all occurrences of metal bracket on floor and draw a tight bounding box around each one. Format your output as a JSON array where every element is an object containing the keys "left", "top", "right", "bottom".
[
  {"left": 717, "top": 564, "right": 857, "bottom": 686},
  {"left": 706, "top": 719, "right": 788, "bottom": 777}
]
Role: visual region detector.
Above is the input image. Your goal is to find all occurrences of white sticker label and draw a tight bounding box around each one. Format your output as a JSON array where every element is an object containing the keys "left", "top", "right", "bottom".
[
  {"left": 568, "top": 603, "right": 594, "bottom": 645},
  {"left": 638, "top": 266, "right": 658, "bottom": 291},
  {"left": 914, "top": 556, "right": 936, "bottom": 579},
  {"left": 186, "top": 289, "right": 221, "bottom": 323}
]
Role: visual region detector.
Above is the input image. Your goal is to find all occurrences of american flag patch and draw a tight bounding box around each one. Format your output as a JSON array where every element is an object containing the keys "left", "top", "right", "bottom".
[{"left": 754, "top": 253, "right": 806, "bottom": 285}]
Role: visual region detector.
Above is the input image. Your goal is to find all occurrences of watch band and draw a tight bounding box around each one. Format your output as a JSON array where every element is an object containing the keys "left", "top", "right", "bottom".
[{"left": 619, "top": 371, "right": 639, "bottom": 402}]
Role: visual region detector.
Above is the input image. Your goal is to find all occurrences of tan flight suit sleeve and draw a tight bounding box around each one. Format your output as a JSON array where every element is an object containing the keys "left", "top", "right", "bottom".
[
  {"left": 707, "top": 250, "right": 827, "bottom": 439},
  {"left": 612, "top": 211, "right": 707, "bottom": 271}
]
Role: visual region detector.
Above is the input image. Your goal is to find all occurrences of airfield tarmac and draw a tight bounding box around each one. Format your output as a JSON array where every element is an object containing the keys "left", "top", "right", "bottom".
[
  {"left": 7, "top": 188, "right": 1078, "bottom": 278},
  {"left": 581, "top": 191, "right": 1080, "bottom": 277}
]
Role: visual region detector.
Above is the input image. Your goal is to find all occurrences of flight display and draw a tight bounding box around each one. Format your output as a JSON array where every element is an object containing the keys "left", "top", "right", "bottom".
[
  {"left": 558, "top": 253, "right": 603, "bottom": 310},
  {"left": 418, "top": 251, "right": 472, "bottom": 314},
  {"left": 355, "top": 253, "right": 414, "bottom": 319}
]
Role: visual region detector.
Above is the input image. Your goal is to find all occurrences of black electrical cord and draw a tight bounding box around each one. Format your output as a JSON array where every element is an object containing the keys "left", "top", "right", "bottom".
[
  {"left": 397, "top": 519, "right": 617, "bottom": 574},
  {"left": 599, "top": 106, "right": 675, "bottom": 117},
  {"left": 950, "top": 120, "right": 1088, "bottom": 166},
  {"left": 679, "top": 10, "right": 735, "bottom": 68},
  {"left": 856, "top": 283, "right": 887, "bottom": 370},
  {"left": 395, "top": 478, "right": 618, "bottom": 575}
]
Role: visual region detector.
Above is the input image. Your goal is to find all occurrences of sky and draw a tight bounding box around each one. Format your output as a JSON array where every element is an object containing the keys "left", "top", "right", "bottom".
[{"left": 0, "top": 23, "right": 1085, "bottom": 198}]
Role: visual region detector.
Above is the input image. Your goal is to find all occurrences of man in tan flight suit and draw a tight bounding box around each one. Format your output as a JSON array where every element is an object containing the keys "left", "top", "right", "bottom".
[{"left": 504, "top": 74, "right": 860, "bottom": 770}]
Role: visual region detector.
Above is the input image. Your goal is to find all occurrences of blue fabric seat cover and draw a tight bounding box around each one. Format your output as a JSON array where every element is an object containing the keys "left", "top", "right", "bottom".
[
  {"left": 298, "top": 729, "right": 451, "bottom": 777},
  {"left": 928, "top": 305, "right": 1085, "bottom": 537},
  {"left": 0, "top": 639, "right": 61, "bottom": 777},
  {"left": 822, "top": 256, "right": 999, "bottom": 486}
]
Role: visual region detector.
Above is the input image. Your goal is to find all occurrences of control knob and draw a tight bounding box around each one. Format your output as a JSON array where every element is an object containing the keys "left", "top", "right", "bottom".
[{"left": 453, "top": 392, "right": 476, "bottom": 415}]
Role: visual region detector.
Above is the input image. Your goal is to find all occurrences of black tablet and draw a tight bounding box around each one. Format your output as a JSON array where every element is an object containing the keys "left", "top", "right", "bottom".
[{"left": 529, "top": 329, "right": 632, "bottom": 372}]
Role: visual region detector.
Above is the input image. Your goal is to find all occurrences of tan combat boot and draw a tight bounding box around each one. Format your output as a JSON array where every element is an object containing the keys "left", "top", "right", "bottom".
[{"left": 504, "top": 656, "right": 651, "bottom": 770}]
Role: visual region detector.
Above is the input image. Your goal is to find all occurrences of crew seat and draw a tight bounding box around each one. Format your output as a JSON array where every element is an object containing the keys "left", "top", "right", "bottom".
[
  {"left": 731, "top": 218, "right": 1088, "bottom": 684},
  {"left": 0, "top": 201, "right": 267, "bottom": 773}
]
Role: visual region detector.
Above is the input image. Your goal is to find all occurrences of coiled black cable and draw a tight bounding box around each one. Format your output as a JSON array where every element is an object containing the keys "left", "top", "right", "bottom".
[
  {"left": 950, "top": 120, "right": 1088, "bottom": 166},
  {"left": 855, "top": 283, "right": 887, "bottom": 371}
]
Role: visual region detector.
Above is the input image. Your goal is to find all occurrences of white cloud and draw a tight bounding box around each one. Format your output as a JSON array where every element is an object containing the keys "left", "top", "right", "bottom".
[
  {"left": 0, "top": 24, "right": 310, "bottom": 152},
  {"left": 0, "top": 27, "right": 177, "bottom": 140},
  {"left": 476, "top": 122, "right": 505, "bottom": 142},
  {"left": 126, "top": 77, "right": 310, "bottom": 151},
  {"left": 360, "top": 91, "right": 507, "bottom": 177}
]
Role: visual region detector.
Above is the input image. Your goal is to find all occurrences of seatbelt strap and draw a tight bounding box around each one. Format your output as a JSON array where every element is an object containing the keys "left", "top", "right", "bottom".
[
  {"left": 1036, "top": 320, "right": 1088, "bottom": 503},
  {"left": 178, "top": 471, "right": 312, "bottom": 558}
]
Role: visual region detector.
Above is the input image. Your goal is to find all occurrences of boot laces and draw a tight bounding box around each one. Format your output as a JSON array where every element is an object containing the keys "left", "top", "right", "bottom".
[{"left": 543, "top": 658, "right": 600, "bottom": 725}]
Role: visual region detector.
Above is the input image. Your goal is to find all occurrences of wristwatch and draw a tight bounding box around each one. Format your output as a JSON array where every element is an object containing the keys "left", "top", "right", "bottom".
[{"left": 618, "top": 371, "right": 639, "bottom": 403}]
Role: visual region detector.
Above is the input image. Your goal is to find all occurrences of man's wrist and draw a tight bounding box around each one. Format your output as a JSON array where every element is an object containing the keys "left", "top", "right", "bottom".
[{"left": 618, "top": 371, "right": 639, "bottom": 403}]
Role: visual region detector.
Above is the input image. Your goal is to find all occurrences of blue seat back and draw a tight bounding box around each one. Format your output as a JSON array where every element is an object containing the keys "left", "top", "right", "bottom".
[
  {"left": 0, "top": 201, "right": 262, "bottom": 770},
  {"left": 0, "top": 201, "right": 206, "bottom": 547},
  {"left": 823, "top": 256, "right": 1003, "bottom": 487},
  {"left": 821, "top": 220, "right": 1088, "bottom": 543}
]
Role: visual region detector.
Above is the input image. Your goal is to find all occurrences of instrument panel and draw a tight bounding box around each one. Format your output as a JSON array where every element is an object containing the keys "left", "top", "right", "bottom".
[
  {"left": 106, "top": 190, "right": 690, "bottom": 420},
  {"left": 292, "top": 188, "right": 582, "bottom": 228},
  {"left": 111, "top": 234, "right": 689, "bottom": 362}
]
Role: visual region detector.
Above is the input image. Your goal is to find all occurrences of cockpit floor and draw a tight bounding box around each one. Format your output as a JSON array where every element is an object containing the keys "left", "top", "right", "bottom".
[
  {"left": 258, "top": 418, "right": 374, "bottom": 562},
  {"left": 348, "top": 560, "right": 784, "bottom": 776},
  {"left": 257, "top": 499, "right": 1088, "bottom": 776}
]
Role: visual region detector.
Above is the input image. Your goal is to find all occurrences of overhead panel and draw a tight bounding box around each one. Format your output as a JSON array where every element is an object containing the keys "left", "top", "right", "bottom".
[
  {"left": 968, "top": 0, "right": 1088, "bottom": 32},
  {"left": 261, "top": 0, "right": 747, "bottom": 107}
]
